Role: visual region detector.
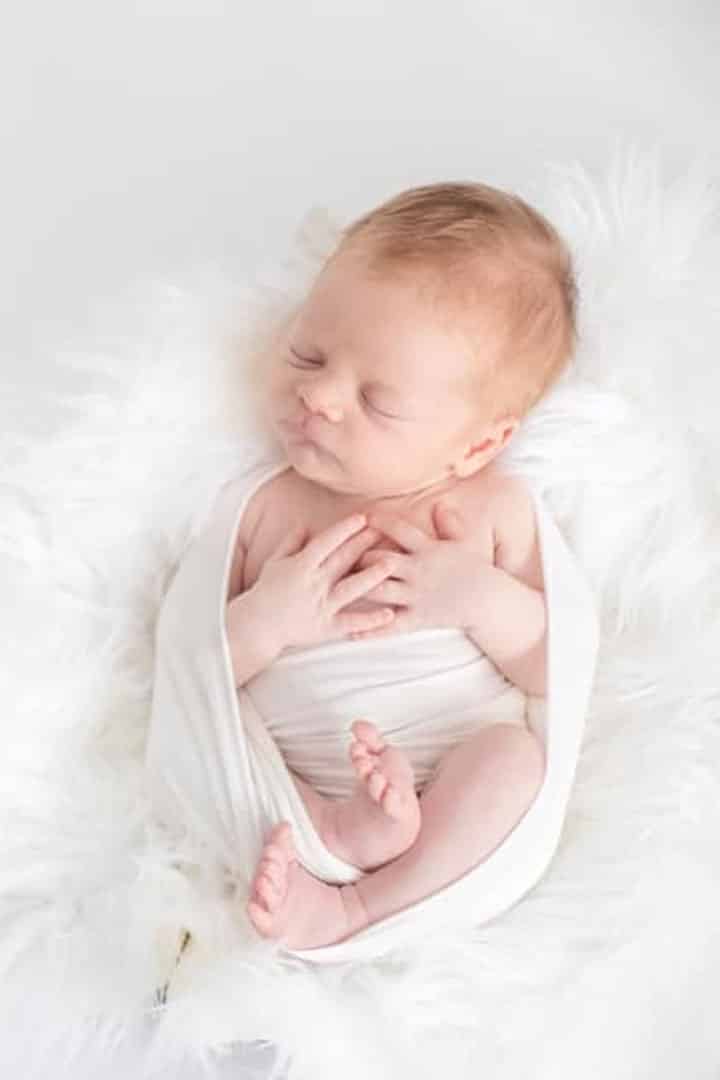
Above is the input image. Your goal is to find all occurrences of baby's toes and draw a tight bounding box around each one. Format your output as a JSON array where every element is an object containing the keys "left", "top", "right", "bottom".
[
  {"left": 247, "top": 897, "right": 275, "bottom": 935},
  {"left": 349, "top": 740, "right": 374, "bottom": 779},
  {"left": 261, "top": 842, "right": 285, "bottom": 869},
  {"left": 252, "top": 860, "right": 283, "bottom": 908},
  {"left": 366, "top": 767, "right": 389, "bottom": 804},
  {"left": 260, "top": 875, "right": 283, "bottom": 910},
  {"left": 258, "top": 858, "right": 284, "bottom": 892},
  {"left": 269, "top": 821, "right": 297, "bottom": 862},
  {"left": 253, "top": 825, "right": 294, "bottom": 905},
  {"left": 249, "top": 873, "right": 271, "bottom": 912},
  {"left": 380, "top": 784, "right": 404, "bottom": 818},
  {"left": 351, "top": 719, "right": 385, "bottom": 751},
  {"left": 372, "top": 771, "right": 413, "bottom": 821}
]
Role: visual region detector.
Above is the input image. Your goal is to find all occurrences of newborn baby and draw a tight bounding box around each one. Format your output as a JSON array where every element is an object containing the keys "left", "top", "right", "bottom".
[{"left": 224, "top": 181, "right": 578, "bottom": 949}]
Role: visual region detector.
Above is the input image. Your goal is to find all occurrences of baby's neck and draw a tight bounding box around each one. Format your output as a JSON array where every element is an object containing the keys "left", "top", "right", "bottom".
[{"left": 302, "top": 471, "right": 460, "bottom": 514}]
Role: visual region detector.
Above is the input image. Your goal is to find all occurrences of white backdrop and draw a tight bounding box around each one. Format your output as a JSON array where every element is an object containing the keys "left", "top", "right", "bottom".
[
  {"left": 3, "top": 0, "right": 718, "bottom": 396},
  {"left": 2, "top": 4, "right": 718, "bottom": 1079}
]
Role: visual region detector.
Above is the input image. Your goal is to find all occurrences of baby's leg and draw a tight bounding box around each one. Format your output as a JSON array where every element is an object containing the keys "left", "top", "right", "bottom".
[
  {"left": 247, "top": 722, "right": 545, "bottom": 948},
  {"left": 346, "top": 722, "right": 546, "bottom": 931},
  {"left": 288, "top": 721, "right": 421, "bottom": 871}
]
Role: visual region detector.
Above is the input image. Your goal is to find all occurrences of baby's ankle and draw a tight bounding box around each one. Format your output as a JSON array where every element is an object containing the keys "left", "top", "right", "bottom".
[
  {"left": 291, "top": 772, "right": 345, "bottom": 857},
  {"left": 316, "top": 800, "right": 352, "bottom": 863}
]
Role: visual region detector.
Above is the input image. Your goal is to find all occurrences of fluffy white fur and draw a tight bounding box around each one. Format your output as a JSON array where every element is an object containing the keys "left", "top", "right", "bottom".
[{"left": 2, "top": 145, "right": 720, "bottom": 1080}]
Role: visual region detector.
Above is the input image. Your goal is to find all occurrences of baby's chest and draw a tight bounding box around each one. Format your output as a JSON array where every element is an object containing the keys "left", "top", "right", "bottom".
[
  {"left": 241, "top": 493, "right": 407, "bottom": 597},
  {"left": 239, "top": 473, "right": 497, "bottom": 597}
]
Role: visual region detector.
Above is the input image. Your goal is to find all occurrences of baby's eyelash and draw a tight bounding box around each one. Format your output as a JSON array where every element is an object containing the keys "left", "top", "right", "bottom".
[
  {"left": 287, "top": 353, "right": 321, "bottom": 368},
  {"left": 286, "top": 353, "right": 399, "bottom": 420},
  {"left": 362, "top": 394, "right": 397, "bottom": 420}
]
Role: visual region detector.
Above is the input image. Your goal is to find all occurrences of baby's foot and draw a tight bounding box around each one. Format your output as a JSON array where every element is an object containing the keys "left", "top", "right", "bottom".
[
  {"left": 246, "top": 822, "right": 368, "bottom": 949},
  {"left": 325, "top": 719, "right": 421, "bottom": 871}
]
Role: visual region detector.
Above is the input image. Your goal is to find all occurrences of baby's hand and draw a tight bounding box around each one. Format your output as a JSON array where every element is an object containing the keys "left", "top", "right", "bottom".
[
  {"left": 247, "top": 513, "right": 398, "bottom": 651},
  {"left": 350, "top": 501, "right": 495, "bottom": 638}
]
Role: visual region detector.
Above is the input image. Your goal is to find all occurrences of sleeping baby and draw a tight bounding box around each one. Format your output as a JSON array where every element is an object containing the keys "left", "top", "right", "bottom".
[{"left": 224, "top": 181, "right": 578, "bottom": 949}]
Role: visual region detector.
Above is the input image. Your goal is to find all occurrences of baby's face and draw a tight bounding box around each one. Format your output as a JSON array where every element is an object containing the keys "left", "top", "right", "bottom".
[{"left": 261, "top": 251, "right": 502, "bottom": 502}]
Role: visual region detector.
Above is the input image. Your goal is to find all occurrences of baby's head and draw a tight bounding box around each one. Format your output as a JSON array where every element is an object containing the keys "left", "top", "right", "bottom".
[{"left": 261, "top": 181, "right": 577, "bottom": 502}]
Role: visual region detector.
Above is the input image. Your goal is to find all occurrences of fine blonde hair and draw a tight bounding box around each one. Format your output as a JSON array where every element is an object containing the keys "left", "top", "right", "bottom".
[{"left": 323, "top": 181, "right": 578, "bottom": 421}]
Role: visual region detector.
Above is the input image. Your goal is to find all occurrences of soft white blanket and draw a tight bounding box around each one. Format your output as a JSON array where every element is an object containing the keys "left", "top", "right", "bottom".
[
  {"left": 2, "top": 147, "right": 720, "bottom": 1080},
  {"left": 145, "top": 454, "right": 598, "bottom": 967}
]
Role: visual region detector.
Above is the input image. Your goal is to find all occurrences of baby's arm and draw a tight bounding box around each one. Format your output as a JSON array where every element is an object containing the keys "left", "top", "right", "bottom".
[
  {"left": 225, "top": 543, "right": 284, "bottom": 687},
  {"left": 465, "top": 478, "right": 547, "bottom": 697}
]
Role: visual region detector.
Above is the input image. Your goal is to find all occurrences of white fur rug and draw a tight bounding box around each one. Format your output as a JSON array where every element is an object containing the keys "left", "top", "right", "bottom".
[{"left": 2, "top": 146, "right": 720, "bottom": 1080}]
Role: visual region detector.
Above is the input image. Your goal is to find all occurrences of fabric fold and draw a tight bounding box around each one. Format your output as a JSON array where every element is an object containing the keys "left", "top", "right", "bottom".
[{"left": 144, "top": 453, "right": 599, "bottom": 964}]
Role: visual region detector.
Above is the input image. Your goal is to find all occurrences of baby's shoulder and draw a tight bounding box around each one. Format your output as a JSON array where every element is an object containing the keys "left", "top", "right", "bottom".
[
  {"left": 477, "top": 465, "right": 534, "bottom": 515},
  {"left": 455, "top": 462, "right": 528, "bottom": 522},
  {"left": 470, "top": 467, "right": 542, "bottom": 590},
  {"left": 238, "top": 466, "right": 296, "bottom": 540}
]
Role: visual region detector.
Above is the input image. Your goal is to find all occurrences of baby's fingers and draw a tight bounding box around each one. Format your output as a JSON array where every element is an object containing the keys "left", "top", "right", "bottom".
[
  {"left": 355, "top": 549, "right": 405, "bottom": 577},
  {"left": 337, "top": 606, "right": 396, "bottom": 639},
  {"left": 330, "top": 558, "right": 394, "bottom": 609},
  {"left": 348, "top": 614, "right": 403, "bottom": 640},
  {"left": 304, "top": 513, "right": 369, "bottom": 567},
  {"left": 355, "top": 549, "right": 383, "bottom": 569},
  {"left": 362, "top": 578, "right": 411, "bottom": 606}
]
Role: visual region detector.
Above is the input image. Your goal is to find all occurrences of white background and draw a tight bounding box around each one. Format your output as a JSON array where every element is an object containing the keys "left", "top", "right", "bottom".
[{"left": 2, "top": 0, "right": 718, "bottom": 396}]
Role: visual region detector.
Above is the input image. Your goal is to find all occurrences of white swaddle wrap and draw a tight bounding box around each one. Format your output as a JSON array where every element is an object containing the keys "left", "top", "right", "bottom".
[{"left": 144, "top": 454, "right": 599, "bottom": 964}]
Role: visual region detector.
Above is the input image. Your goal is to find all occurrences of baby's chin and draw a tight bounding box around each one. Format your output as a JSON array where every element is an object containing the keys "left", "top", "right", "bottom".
[
  {"left": 284, "top": 436, "right": 424, "bottom": 503},
  {"left": 284, "top": 435, "right": 336, "bottom": 466},
  {"left": 284, "top": 438, "right": 347, "bottom": 487},
  {"left": 286, "top": 444, "right": 378, "bottom": 500}
]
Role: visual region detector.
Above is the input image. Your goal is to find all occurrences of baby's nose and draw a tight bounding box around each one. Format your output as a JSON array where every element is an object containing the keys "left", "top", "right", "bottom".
[{"left": 299, "top": 386, "right": 343, "bottom": 423}]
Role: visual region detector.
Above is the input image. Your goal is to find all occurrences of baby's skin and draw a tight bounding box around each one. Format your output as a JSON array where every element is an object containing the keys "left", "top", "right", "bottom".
[
  {"left": 243, "top": 503, "right": 546, "bottom": 950},
  {"left": 248, "top": 720, "right": 543, "bottom": 950},
  {"left": 236, "top": 244, "right": 549, "bottom": 948}
]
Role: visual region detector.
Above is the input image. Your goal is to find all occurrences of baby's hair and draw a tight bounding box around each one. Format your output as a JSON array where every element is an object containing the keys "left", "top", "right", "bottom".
[{"left": 324, "top": 181, "right": 578, "bottom": 421}]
